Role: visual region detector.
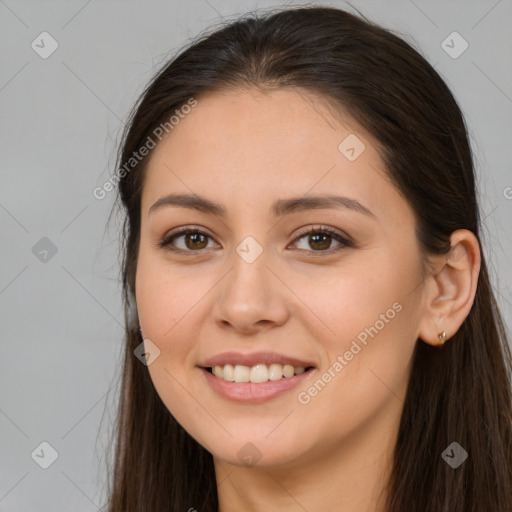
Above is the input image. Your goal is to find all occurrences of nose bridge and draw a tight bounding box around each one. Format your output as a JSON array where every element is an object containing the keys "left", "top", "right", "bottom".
[
  {"left": 212, "top": 232, "right": 289, "bottom": 331},
  {"left": 227, "top": 233, "right": 270, "bottom": 303},
  {"left": 235, "top": 234, "right": 265, "bottom": 266}
]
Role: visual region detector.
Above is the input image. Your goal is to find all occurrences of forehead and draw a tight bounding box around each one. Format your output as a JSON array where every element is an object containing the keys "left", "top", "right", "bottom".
[
  {"left": 141, "top": 87, "right": 408, "bottom": 225},
  {"left": 151, "top": 86, "right": 367, "bottom": 160}
]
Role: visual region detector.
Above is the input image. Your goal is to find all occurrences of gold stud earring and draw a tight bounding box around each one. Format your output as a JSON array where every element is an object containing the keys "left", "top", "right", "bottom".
[{"left": 438, "top": 331, "right": 447, "bottom": 343}]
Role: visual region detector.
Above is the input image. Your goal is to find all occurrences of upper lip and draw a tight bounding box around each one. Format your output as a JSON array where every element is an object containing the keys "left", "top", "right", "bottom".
[{"left": 200, "top": 351, "right": 316, "bottom": 369}]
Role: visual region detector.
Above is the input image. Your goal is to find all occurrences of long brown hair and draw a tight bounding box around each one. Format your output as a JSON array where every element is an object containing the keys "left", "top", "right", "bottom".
[{"left": 103, "top": 6, "right": 512, "bottom": 510}]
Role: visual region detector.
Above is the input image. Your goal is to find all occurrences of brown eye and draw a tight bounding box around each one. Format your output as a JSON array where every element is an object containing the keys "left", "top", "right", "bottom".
[
  {"left": 307, "top": 233, "right": 333, "bottom": 251},
  {"left": 292, "top": 226, "right": 352, "bottom": 253},
  {"left": 158, "top": 228, "right": 218, "bottom": 252},
  {"left": 183, "top": 231, "right": 208, "bottom": 250}
]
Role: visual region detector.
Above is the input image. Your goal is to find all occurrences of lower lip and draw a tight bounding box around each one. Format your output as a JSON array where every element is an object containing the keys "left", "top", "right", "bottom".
[{"left": 201, "top": 367, "right": 315, "bottom": 404}]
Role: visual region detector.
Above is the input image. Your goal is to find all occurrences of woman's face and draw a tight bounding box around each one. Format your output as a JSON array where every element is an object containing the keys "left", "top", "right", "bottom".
[{"left": 135, "top": 87, "right": 427, "bottom": 469}]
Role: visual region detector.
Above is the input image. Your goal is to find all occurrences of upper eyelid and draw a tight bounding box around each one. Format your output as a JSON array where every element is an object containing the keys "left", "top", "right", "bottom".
[{"left": 292, "top": 224, "right": 350, "bottom": 240}]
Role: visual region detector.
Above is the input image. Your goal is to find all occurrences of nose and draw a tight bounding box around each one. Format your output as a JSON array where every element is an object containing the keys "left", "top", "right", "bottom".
[{"left": 212, "top": 247, "right": 290, "bottom": 335}]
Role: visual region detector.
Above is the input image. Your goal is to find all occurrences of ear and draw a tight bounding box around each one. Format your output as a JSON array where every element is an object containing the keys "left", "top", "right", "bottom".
[{"left": 418, "top": 229, "right": 481, "bottom": 347}]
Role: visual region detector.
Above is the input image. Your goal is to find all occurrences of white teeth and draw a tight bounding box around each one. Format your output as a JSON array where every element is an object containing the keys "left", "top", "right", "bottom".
[
  {"left": 283, "top": 364, "right": 295, "bottom": 378},
  {"left": 268, "top": 363, "right": 283, "bottom": 381},
  {"left": 223, "top": 364, "right": 235, "bottom": 381},
  {"left": 211, "top": 363, "right": 309, "bottom": 383},
  {"left": 233, "top": 365, "right": 250, "bottom": 382},
  {"left": 249, "top": 364, "right": 268, "bottom": 383}
]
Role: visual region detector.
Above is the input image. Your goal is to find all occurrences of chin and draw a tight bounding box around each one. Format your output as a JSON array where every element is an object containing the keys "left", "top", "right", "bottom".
[{"left": 198, "top": 432, "right": 307, "bottom": 470}]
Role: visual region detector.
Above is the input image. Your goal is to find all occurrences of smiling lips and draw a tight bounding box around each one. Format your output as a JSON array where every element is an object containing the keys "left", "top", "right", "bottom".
[{"left": 200, "top": 351, "right": 316, "bottom": 402}]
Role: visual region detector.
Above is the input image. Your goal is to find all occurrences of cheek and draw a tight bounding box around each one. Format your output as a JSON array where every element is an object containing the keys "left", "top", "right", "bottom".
[
  {"left": 299, "top": 248, "right": 418, "bottom": 373},
  {"left": 302, "top": 255, "right": 421, "bottom": 421},
  {"left": 135, "top": 254, "right": 209, "bottom": 340},
  {"left": 292, "top": 299, "right": 417, "bottom": 453},
  {"left": 289, "top": 252, "right": 418, "bottom": 351},
  {"left": 135, "top": 257, "right": 215, "bottom": 409},
  {"left": 135, "top": 259, "right": 210, "bottom": 439}
]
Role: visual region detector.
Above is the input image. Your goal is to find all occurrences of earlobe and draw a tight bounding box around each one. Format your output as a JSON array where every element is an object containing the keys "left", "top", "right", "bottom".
[{"left": 418, "top": 229, "right": 481, "bottom": 347}]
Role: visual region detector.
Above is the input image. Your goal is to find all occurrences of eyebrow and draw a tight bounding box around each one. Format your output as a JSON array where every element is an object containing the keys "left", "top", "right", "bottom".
[{"left": 149, "top": 193, "right": 376, "bottom": 218}]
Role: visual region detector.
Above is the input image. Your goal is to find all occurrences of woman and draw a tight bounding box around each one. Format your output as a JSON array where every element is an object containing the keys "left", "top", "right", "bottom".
[{"left": 105, "top": 6, "right": 512, "bottom": 511}]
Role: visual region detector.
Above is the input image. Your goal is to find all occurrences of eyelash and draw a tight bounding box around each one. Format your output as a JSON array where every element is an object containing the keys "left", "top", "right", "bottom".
[{"left": 157, "top": 225, "right": 354, "bottom": 255}]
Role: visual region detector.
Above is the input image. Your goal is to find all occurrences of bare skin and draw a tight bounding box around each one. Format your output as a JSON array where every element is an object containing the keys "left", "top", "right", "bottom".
[{"left": 135, "top": 87, "right": 480, "bottom": 511}]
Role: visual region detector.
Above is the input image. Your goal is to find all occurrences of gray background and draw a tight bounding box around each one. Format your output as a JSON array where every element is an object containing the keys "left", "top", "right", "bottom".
[{"left": 1, "top": 0, "right": 511, "bottom": 510}]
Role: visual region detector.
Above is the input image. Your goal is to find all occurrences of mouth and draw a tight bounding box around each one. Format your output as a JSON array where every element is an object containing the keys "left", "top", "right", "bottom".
[
  {"left": 204, "top": 363, "right": 315, "bottom": 383},
  {"left": 198, "top": 353, "right": 317, "bottom": 403}
]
